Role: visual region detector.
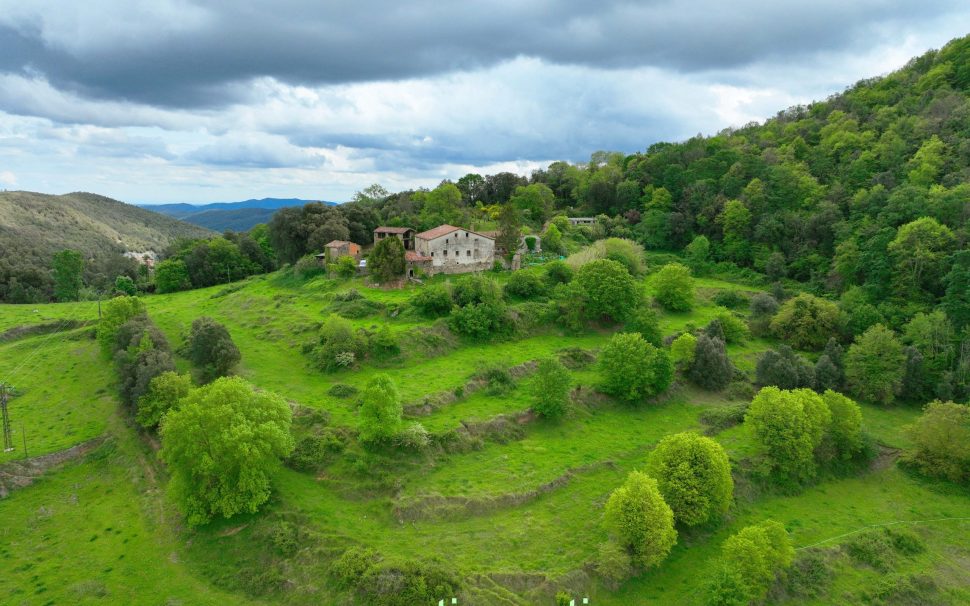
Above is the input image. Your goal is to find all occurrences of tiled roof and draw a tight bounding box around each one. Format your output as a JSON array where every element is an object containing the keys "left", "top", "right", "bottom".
[
  {"left": 325, "top": 240, "right": 353, "bottom": 248},
  {"left": 374, "top": 226, "right": 413, "bottom": 234},
  {"left": 405, "top": 251, "right": 432, "bottom": 262}
]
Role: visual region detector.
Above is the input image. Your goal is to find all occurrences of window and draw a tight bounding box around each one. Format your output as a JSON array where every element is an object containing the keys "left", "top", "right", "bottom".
[
  {"left": 466, "top": 250, "right": 471, "bottom": 256},
  {"left": 465, "top": 232, "right": 469, "bottom": 238},
  {"left": 431, "top": 251, "right": 434, "bottom": 257},
  {"left": 445, "top": 238, "right": 449, "bottom": 244}
]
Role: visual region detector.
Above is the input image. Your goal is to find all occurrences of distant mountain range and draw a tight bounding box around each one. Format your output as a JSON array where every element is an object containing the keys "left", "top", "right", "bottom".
[{"left": 139, "top": 198, "right": 337, "bottom": 231}]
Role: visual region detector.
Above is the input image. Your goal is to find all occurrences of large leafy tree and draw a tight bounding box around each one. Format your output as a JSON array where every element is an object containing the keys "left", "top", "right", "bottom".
[
  {"left": 154, "top": 259, "right": 192, "bottom": 294},
  {"left": 708, "top": 521, "right": 794, "bottom": 606},
  {"left": 599, "top": 332, "right": 672, "bottom": 403},
  {"left": 888, "top": 217, "right": 955, "bottom": 298},
  {"left": 645, "top": 432, "right": 733, "bottom": 526},
  {"left": 652, "top": 263, "right": 695, "bottom": 311},
  {"left": 688, "top": 334, "right": 734, "bottom": 391},
  {"left": 96, "top": 295, "right": 146, "bottom": 356},
  {"left": 186, "top": 317, "right": 241, "bottom": 383},
  {"left": 576, "top": 258, "right": 641, "bottom": 323},
  {"left": 904, "top": 400, "right": 970, "bottom": 484},
  {"left": 137, "top": 371, "right": 192, "bottom": 429},
  {"left": 942, "top": 250, "right": 970, "bottom": 331},
  {"left": 369, "top": 235, "right": 406, "bottom": 283},
  {"left": 603, "top": 471, "right": 677, "bottom": 568},
  {"left": 845, "top": 324, "right": 905, "bottom": 405},
  {"left": 745, "top": 387, "right": 831, "bottom": 484},
  {"left": 769, "top": 293, "right": 842, "bottom": 351},
  {"left": 160, "top": 377, "right": 294, "bottom": 526},
  {"left": 52, "top": 249, "right": 84, "bottom": 302}
]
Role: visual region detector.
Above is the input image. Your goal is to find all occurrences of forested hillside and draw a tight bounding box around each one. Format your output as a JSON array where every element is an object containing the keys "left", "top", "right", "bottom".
[{"left": 0, "top": 191, "right": 212, "bottom": 302}]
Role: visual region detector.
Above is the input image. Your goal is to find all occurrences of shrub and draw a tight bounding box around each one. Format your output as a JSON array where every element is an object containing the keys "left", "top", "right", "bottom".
[
  {"left": 645, "top": 432, "right": 733, "bottom": 526},
  {"left": 865, "top": 573, "right": 939, "bottom": 606},
  {"left": 624, "top": 305, "right": 663, "bottom": 346},
  {"left": 476, "top": 365, "right": 516, "bottom": 396},
  {"left": 784, "top": 549, "right": 833, "bottom": 598},
  {"left": 136, "top": 371, "right": 191, "bottom": 429},
  {"left": 653, "top": 263, "right": 695, "bottom": 311},
  {"left": 113, "top": 315, "right": 176, "bottom": 409},
  {"left": 699, "top": 403, "right": 749, "bottom": 433},
  {"left": 448, "top": 301, "right": 512, "bottom": 340},
  {"left": 603, "top": 471, "right": 677, "bottom": 568},
  {"left": 333, "top": 255, "right": 358, "bottom": 278},
  {"left": 544, "top": 260, "right": 573, "bottom": 286},
  {"left": 602, "top": 237, "right": 646, "bottom": 275},
  {"left": 114, "top": 275, "right": 137, "bottom": 296},
  {"left": 593, "top": 541, "right": 633, "bottom": 589},
  {"left": 750, "top": 292, "right": 779, "bottom": 316},
  {"left": 689, "top": 335, "right": 734, "bottom": 392},
  {"left": 332, "top": 296, "right": 384, "bottom": 319},
  {"left": 410, "top": 284, "right": 453, "bottom": 318},
  {"left": 451, "top": 274, "right": 501, "bottom": 307},
  {"left": 669, "top": 332, "right": 697, "bottom": 370},
  {"left": 712, "top": 290, "right": 748, "bottom": 309},
  {"left": 358, "top": 558, "right": 459, "bottom": 606},
  {"left": 308, "top": 316, "right": 366, "bottom": 372},
  {"left": 159, "top": 377, "right": 293, "bottom": 526},
  {"left": 845, "top": 324, "right": 905, "bottom": 405},
  {"left": 708, "top": 521, "right": 794, "bottom": 606},
  {"left": 903, "top": 400, "right": 970, "bottom": 483},
  {"left": 503, "top": 270, "right": 546, "bottom": 299},
  {"left": 576, "top": 258, "right": 641, "bottom": 323},
  {"left": 331, "top": 547, "right": 381, "bottom": 591},
  {"left": 600, "top": 332, "right": 673, "bottom": 403},
  {"left": 755, "top": 345, "right": 815, "bottom": 389},
  {"left": 328, "top": 383, "right": 357, "bottom": 398},
  {"left": 287, "top": 431, "right": 347, "bottom": 470},
  {"left": 96, "top": 295, "right": 146, "bottom": 356},
  {"left": 294, "top": 254, "right": 326, "bottom": 279},
  {"left": 367, "top": 325, "right": 401, "bottom": 360},
  {"left": 712, "top": 311, "right": 749, "bottom": 344},
  {"left": 186, "top": 316, "right": 241, "bottom": 382},
  {"left": 358, "top": 374, "right": 403, "bottom": 445},
  {"left": 821, "top": 390, "right": 864, "bottom": 460},
  {"left": 155, "top": 259, "right": 192, "bottom": 293},
  {"left": 745, "top": 387, "right": 831, "bottom": 484},
  {"left": 531, "top": 357, "right": 571, "bottom": 419},
  {"left": 844, "top": 528, "right": 899, "bottom": 571},
  {"left": 558, "top": 347, "right": 596, "bottom": 369},
  {"left": 770, "top": 293, "right": 842, "bottom": 350},
  {"left": 395, "top": 422, "right": 430, "bottom": 450}
]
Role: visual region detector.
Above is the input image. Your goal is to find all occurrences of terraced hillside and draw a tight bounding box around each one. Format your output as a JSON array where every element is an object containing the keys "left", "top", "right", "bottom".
[{"left": 1, "top": 265, "right": 968, "bottom": 605}]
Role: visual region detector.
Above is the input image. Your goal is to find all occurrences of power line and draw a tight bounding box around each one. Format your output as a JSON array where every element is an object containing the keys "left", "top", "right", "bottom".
[
  {"left": 796, "top": 516, "right": 970, "bottom": 551},
  {"left": 1, "top": 314, "right": 80, "bottom": 385}
]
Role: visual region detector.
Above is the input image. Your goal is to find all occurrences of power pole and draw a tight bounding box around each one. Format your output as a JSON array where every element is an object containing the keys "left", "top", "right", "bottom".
[{"left": 1, "top": 382, "right": 13, "bottom": 452}]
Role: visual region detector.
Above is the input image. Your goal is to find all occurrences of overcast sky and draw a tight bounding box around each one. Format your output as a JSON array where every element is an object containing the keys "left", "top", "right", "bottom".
[{"left": 0, "top": 1, "right": 968, "bottom": 204}]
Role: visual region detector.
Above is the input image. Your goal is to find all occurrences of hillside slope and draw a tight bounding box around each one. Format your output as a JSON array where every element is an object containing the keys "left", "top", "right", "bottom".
[
  {"left": 0, "top": 191, "right": 213, "bottom": 301},
  {"left": 177, "top": 207, "right": 281, "bottom": 232}
]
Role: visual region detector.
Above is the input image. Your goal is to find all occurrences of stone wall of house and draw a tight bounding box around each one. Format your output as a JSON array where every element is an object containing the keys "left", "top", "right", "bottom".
[{"left": 415, "top": 229, "right": 495, "bottom": 275}]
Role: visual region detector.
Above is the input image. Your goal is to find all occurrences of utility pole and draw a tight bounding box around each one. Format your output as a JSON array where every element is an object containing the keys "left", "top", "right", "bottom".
[{"left": 1, "top": 382, "right": 13, "bottom": 452}]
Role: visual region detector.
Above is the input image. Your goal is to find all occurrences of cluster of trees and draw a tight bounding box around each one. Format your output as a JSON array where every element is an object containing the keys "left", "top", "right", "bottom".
[
  {"left": 156, "top": 230, "right": 275, "bottom": 293},
  {"left": 304, "top": 316, "right": 401, "bottom": 372},
  {"left": 598, "top": 432, "right": 734, "bottom": 583},
  {"left": 903, "top": 400, "right": 970, "bottom": 485}
]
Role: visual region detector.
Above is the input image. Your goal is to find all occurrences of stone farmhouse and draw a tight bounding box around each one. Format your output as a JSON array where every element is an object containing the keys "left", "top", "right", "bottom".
[
  {"left": 372, "top": 224, "right": 495, "bottom": 277},
  {"left": 316, "top": 240, "right": 361, "bottom": 263}
]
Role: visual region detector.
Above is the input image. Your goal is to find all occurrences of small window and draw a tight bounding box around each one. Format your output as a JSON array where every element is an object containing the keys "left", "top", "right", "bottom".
[
  {"left": 431, "top": 251, "right": 435, "bottom": 257},
  {"left": 465, "top": 232, "right": 469, "bottom": 237},
  {"left": 466, "top": 250, "right": 471, "bottom": 256},
  {"left": 445, "top": 238, "right": 449, "bottom": 244}
]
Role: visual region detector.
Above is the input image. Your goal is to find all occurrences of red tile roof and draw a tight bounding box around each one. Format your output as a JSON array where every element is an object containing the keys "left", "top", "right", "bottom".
[
  {"left": 415, "top": 224, "right": 495, "bottom": 241},
  {"left": 374, "top": 226, "right": 413, "bottom": 234},
  {"left": 405, "top": 251, "right": 432, "bottom": 262},
  {"left": 325, "top": 240, "right": 354, "bottom": 248}
]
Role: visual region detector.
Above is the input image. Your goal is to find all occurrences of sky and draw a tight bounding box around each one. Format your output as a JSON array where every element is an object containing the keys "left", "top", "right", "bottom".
[{"left": 0, "top": 1, "right": 968, "bottom": 204}]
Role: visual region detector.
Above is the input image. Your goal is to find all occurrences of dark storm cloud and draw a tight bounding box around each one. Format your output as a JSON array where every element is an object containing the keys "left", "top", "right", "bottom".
[{"left": 0, "top": 0, "right": 960, "bottom": 109}]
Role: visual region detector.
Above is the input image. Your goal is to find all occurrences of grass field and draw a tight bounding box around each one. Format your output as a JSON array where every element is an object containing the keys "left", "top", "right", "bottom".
[{"left": 1, "top": 267, "right": 968, "bottom": 605}]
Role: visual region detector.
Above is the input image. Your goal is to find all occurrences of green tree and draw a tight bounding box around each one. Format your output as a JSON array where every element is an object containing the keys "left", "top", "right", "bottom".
[
  {"left": 333, "top": 255, "right": 358, "bottom": 278},
  {"left": 820, "top": 390, "right": 864, "bottom": 460},
  {"left": 716, "top": 200, "right": 752, "bottom": 264},
  {"left": 906, "top": 134, "right": 946, "bottom": 187},
  {"left": 137, "top": 371, "right": 192, "bottom": 429},
  {"left": 114, "top": 275, "right": 136, "bottom": 296},
  {"left": 942, "top": 250, "right": 970, "bottom": 331},
  {"left": 904, "top": 400, "right": 970, "bottom": 484},
  {"left": 685, "top": 235, "right": 711, "bottom": 268},
  {"left": 888, "top": 217, "right": 955, "bottom": 297},
  {"left": 669, "top": 333, "right": 697, "bottom": 370},
  {"left": 531, "top": 357, "right": 571, "bottom": 419},
  {"left": 708, "top": 521, "right": 794, "bottom": 606},
  {"left": 155, "top": 259, "right": 192, "bottom": 293},
  {"left": 96, "top": 295, "right": 146, "bottom": 356},
  {"left": 509, "top": 183, "right": 555, "bottom": 224},
  {"left": 845, "top": 324, "right": 905, "bottom": 405},
  {"left": 52, "top": 249, "right": 84, "bottom": 302},
  {"left": 770, "top": 293, "right": 842, "bottom": 350},
  {"left": 646, "top": 432, "right": 733, "bottom": 526},
  {"left": 410, "top": 284, "right": 453, "bottom": 318},
  {"left": 358, "top": 374, "right": 403, "bottom": 444},
  {"left": 543, "top": 223, "right": 564, "bottom": 255},
  {"left": 624, "top": 305, "right": 663, "bottom": 346},
  {"left": 600, "top": 332, "right": 673, "bottom": 403},
  {"left": 496, "top": 203, "right": 522, "bottom": 259},
  {"left": 368, "top": 235, "right": 405, "bottom": 283},
  {"left": 603, "top": 471, "right": 677, "bottom": 568},
  {"left": 576, "top": 259, "right": 641, "bottom": 323},
  {"left": 186, "top": 317, "right": 241, "bottom": 383},
  {"left": 653, "top": 263, "right": 695, "bottom": 311},
  {"left": 688, "top": 335, "right": 734, "bottom": 391},
  {"left": 745, "top": 387, "right": 831, "bottom": 484},
  {"left": 160, "top": 377, "right": 293, "bottom": 526}
]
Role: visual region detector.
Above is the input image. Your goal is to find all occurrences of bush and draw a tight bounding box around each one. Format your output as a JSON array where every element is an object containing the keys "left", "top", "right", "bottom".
[
  {"left": 821, "top": 390, "right": 864, "bottom": 460},
  {"left": 333, "top": 255, "right": 358, "bottom": 278},
  {"left": 451, "top": 274, "right": 501, "bottom": 307},
  {"left": 476, "top": 365, "right": 516, "bottom": 396},
  {"left": 712, "top": 290, "right": 748, "bottom": 309},
  {"left": 699, "top": 403, "right": 749, "bottom": 433},
  {"left": 186, "top": 316, "right": 241, "bottom": 382},
  {"left": 96, "top": 295, "right": 146, "bottom": 356},
  {"left": 903, "top": 400, "right": 970, "bottom": 483},
  {"left": 328, "top": 383, "right": 358, "bottom": 398},
  {"left": 645, "top": 432, "right": 733, "bottom": 526},
  {"left": 294, "top": 254, "right": 326, "bottom": 279},
  {"left": 745, "top": 387, "right": 831, "bottom": 484},
  {"left": 358, "top": 374, "right": 402, "bottom": 445},
  {"left": 669, "top": 332, "right": 697, "bottom": 370},
  {"left": 593, "top": 541, "right": 633, "bottom": 589},
  {"left": 576, "top": 258, "right": 641, "bottom": 323},
  {"left": 136, "top": 371, "right": 191, "bottom": 429},
  {"left": 544, "top": 260, "right": 573, "bottom": 286},
  {"left": 865, "top": 573, "right": 939, "bottom": 606},
  {"left": 770, "top": 293, "right": 842, "bottom": 350},
  {"left": 708, "top": 521, "right": 794, "bottom": 606},
  {"left": 784, "top": 549, "right": 833, "bottom": 598},
  {"left": 602, "top": 237, "right": 646, "bottom": 276},
  {"left": 603, "top": 471, "right": 677, "bottom": 568},
  {"left": 653, "top": 263, "right": 695, "bottom": 311},
  {"left": 155, "top": 259, "right": 192, "bottom": 293},
  {"left": 159, "top": 377, "right": 293, "bottom": 526},
  {"left": 357, "top": 558, "right": 459, "bottom": 606},
  {"left": 367, "top": 325, "right": 401, "bottom": 360},
  {"left": 308, "top": 316, "right": 366, "bottom": 372},
  {"left": 114, "top": 275, "right": 137, "bottom": 296},
  {"left": 331, "top": 547, "right": 381, "bottom": 591},
  {"left": 750, "top": 292, "right": 779, "bottom": 316},
  {"left": 332, "top": 296, "right": 384, "bottom": 319},
  {"left": 712, "top": 311, "right": 749, "bottom": 344},
  {"left": 844, "top": 528, "right": 899, "bottom": 571},
  {"left": 755, "top": 345, "right": 815, "bottom": 389},
  {"left": 287, "top": 431, "right": 347, "bottom": 470},
  {"left": 410, "top": 284, "right": 453, "bottom": 318},
  {"left": 531, "top": 357, "right": 571, "bottom": 419},
  {"left": 688, "top": 335, "right": 734, "bottom": 392},
  {"left": 113, "top": 315, "right": 176, "bottom": 409},
  {"left": 448, "top": 301, "right": 512, "bottom": 340},
  {"left": 600, "top": 332, "right": 673, "bottom": 403},
  {"left": 395, "top": 422, "right": 430, "bottom": 450},
  {"left": 624, "top": 306, "right": 663, "bottom": 346},
  {"left": 503, "top": 270, "right": 546, "bottom": 299}
]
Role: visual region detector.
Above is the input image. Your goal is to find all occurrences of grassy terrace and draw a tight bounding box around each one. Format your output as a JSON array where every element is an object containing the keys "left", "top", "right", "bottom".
[{"left": 1, "top": 268, "right": 969, "bottom": 604}]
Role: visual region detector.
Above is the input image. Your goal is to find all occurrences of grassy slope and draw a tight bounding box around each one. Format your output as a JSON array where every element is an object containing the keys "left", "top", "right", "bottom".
[{"left": 1, "top": 269, "right": 968, "bottom": 605}]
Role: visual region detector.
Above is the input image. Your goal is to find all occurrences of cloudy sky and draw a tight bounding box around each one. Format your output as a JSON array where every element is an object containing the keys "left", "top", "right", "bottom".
[{"left": 0, "top": 1, "right": 968, "bottom": 204}]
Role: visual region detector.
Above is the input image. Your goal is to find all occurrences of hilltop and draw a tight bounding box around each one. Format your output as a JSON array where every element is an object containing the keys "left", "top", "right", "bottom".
[{"left": 141, "top": 198, "right": 338, "bottom": 231}]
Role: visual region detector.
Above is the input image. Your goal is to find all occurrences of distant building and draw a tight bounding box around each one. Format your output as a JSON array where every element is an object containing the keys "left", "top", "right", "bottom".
[
  {"left": 567, "top": 217, "right": 596, "bottom": 226},
  {"left": 123, "top": 250, "right": 157, "bottom": 269},
  {"left": 413, "top": 224, "right": 495, "bottom": 275},
  {"left": 373, "top": 226, "right": 415, "bottom": 250},
  {"left": 316, "top": 240, "right": 361, "bottom": 262}
]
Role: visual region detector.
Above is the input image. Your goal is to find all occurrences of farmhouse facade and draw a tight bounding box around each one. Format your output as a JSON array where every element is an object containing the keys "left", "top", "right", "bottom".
[
  {"left": 373, "top": 226, "right": 415, "bottom": 250},
  {"left": 317, "top": 240, "right": 361, "bottom": 262},
  {"left": 413, "top": 224, "right": 495, "bottom": 275}
]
